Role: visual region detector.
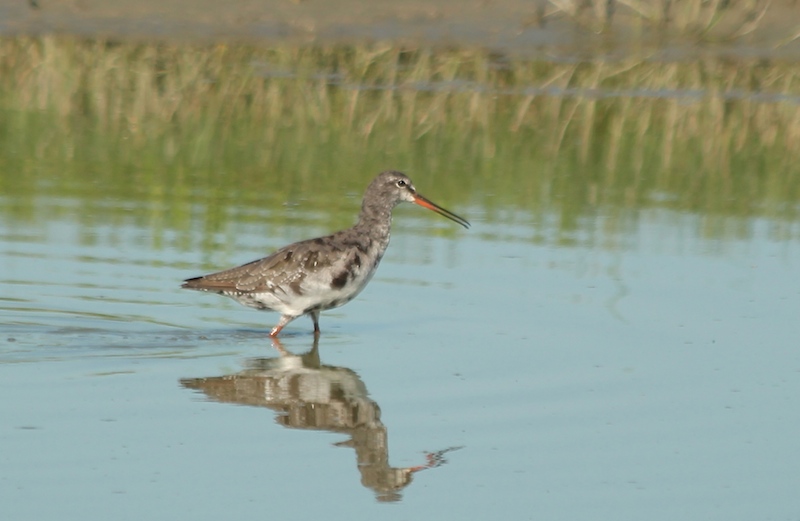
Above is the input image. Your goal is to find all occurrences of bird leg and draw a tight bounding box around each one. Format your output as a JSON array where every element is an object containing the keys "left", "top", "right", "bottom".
[
  {"left": 269, "top": 314, "right": 297, "bottom": 337},
  {"left": 309, "top": 310, "right": 321, "bottom": 336}
]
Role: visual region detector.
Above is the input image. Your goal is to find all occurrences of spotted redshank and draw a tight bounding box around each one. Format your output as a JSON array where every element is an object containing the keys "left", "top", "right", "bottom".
[{"left": 182, "top": 170, "right": 469, "bottom": 336}]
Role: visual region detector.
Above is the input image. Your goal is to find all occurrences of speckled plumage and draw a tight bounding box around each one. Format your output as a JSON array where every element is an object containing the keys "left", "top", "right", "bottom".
[{"left": 182, "top": 170, "right": 469, "bottom": 336}]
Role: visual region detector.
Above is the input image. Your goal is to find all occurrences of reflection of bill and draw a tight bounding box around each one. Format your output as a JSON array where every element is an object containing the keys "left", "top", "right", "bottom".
[{"left": 180, "top": 337, "right": 461, "bottom": 502}]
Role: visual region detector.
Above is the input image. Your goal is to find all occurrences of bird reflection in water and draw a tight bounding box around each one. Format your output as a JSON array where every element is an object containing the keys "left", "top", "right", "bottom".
[{"left": 180, "top": 337, "right": 461, "bottom": 502}]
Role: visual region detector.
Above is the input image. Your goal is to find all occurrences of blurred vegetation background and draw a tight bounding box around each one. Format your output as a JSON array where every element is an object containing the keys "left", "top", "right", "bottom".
[{"left": 1, "top": 0, "right": 799, "bottom": 247}]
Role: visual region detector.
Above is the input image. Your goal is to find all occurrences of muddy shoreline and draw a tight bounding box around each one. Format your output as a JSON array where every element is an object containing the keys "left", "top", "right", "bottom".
[{"left": 2, "top": 0, "right": 799, "bottom": 58}]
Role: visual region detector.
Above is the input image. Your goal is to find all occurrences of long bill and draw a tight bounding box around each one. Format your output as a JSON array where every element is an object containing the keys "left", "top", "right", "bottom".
[{"left": 412, "top": 194, "right": 471, "bottom": 229}]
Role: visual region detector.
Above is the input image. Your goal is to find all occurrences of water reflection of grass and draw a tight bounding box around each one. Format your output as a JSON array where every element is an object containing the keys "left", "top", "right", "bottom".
[{"left": 1, "top": 36, "right": 799, "bottom": 244}]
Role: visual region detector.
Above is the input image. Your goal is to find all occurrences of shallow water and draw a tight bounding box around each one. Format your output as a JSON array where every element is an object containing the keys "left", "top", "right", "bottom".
[
  {"left": 3, "top": 190, "right": 800, "bottom": 519},
  {"left": 2, "top": 37, "right": 800, "bottom": 520}
]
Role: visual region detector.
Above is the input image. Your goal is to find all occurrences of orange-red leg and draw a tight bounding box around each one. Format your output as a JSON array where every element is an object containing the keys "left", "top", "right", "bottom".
[{"left": 269, "top": 314, "right": 297, "bottom": 337}]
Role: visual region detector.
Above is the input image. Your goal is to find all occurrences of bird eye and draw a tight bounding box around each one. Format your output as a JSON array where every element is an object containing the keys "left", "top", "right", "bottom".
[{"left": 396, "top": 180, "right": 406, "bottom": 187}]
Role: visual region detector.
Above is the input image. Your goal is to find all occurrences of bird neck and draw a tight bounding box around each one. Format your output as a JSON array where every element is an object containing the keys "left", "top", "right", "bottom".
[{"left": 355, "top": 199, "right": 394, "bottom": 242}]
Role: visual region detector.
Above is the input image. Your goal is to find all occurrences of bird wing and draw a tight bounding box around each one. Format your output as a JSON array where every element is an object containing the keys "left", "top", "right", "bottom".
[{"left": 182, "top": 235, "right": 350, "bottom": 296}]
